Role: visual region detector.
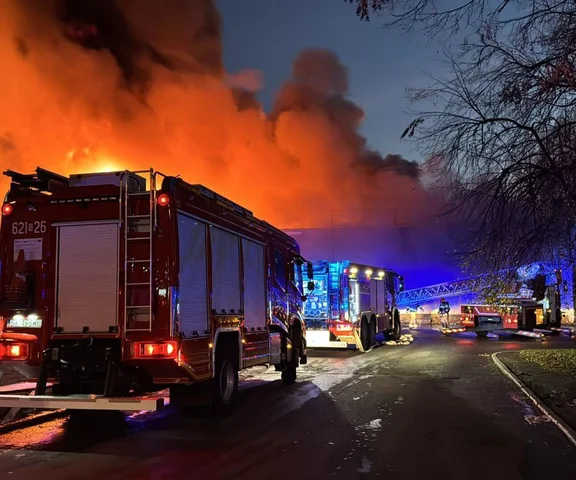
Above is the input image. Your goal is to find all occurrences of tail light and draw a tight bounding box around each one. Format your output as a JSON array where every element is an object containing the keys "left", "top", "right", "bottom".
[
  {"left": 157, "top": 194, "right": 170, "bottom": 207},
  {"left": 0, "top": 342, "right": 29, "bottom": 360},
  {"left": 1, "top": 203, "right": 14, "bottom": 216},
  {"left": 461, "top": 313, "right": 475, "bottom": 326},
  {"left": 133, "top": 341, "right": 177, "bottom": 359},
  {"left": 334, "top": 322, "right": 354, "bottom": 332}
]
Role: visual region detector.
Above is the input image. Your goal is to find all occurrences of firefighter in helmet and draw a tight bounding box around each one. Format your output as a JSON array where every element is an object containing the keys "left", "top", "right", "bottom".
[{"left": 439, "top": 297, "right": 451, "bottom": 328}]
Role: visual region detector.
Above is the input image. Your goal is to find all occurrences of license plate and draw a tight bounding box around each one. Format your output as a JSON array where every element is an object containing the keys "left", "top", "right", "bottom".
[{"left": 6, "top": 317, "right": 43, "bottom": 328}]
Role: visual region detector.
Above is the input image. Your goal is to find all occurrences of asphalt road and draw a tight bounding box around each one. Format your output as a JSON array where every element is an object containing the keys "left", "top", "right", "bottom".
[{"left": 0, "top": 329, "right": 575, "bottom": 480}]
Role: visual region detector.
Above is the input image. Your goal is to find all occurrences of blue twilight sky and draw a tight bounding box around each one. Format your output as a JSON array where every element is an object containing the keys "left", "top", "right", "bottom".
[{"left": 217, "top": 0, "right": 450, "bottom": 163}]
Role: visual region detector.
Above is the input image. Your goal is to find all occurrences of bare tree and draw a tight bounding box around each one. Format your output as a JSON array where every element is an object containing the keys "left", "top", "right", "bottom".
[
  {"left": 396, "top": 2, "right": 576, "bottom": 280},
  {"left": 348, "top": 0, "right": 520, "bottom": 33},
  {"left": 346, "top": 1, "right": 576, "bottom": 276}
]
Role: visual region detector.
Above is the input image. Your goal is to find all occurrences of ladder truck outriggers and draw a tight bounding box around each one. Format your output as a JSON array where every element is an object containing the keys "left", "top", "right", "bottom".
[
  {"left": 303, "top": 260, "right": 405, "bottom": 352},
  {"left": 0, "top": 167, "right": 314, "bottom": 413}
]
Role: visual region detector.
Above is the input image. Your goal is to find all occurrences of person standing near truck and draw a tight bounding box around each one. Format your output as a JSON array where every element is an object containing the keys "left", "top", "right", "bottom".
[{"left": 439, "top": 298, "right": 451, "bottom": 328}]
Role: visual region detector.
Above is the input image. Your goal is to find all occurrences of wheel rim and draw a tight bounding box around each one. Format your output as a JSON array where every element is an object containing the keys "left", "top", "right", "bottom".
[{"left": 220, "top": 360, "right": 235, "bottom": 403}]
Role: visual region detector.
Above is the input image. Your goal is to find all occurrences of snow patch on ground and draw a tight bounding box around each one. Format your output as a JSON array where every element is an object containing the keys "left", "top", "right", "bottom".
[
  {"left": 357, "top": 419, "right": 382, "bottom": 431},
  {"left": 311, "top": 374, "right": 355, "bottom": 392},
  {"left": 357, "top": 456, "right": 373, "bottom": 473}
]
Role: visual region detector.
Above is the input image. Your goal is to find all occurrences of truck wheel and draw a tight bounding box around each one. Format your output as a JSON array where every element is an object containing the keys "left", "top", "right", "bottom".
[
  {"left": 282, "top": 323, "right": 302, "bottom": 385},
  {"left": 392, "top": 310, "right": 402, "bottom": 341},
  {"left": 212, "top": 347, "right": 239, "bottom": 413},
  {"left": 360, "top": 316, "right": 374, "bottom": 351},
  {"left": 476, "top": 331, "right": 489, "bottom": 338},
  {"left": 282, "top": 361, "right": 297, "bottom": 385},
  {"left": 386, "top": 310, "right": 402, "bottom": 341}
]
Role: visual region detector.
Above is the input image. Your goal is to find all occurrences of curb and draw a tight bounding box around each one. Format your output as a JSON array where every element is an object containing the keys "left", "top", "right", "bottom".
[{"left": 491, "top": 351, "right": 576, "bottom": 448}]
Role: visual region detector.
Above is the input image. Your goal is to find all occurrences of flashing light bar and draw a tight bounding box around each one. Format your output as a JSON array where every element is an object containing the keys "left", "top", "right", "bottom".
[{"left": 347, "top": 265, "right": 391, "bottom": 280}]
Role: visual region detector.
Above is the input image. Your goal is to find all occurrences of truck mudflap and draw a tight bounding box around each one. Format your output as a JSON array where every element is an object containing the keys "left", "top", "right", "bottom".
[
  {"left": 0, "top": 391, "right": 169, "bottom": 412},
  {"left": 305, "top": 330, "right": 349, "bottom": 349}
]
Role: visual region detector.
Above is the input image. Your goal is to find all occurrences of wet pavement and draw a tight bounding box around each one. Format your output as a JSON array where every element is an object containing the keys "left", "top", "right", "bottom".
[{"left": 0, "top": 329, "right": 575, "bottom": 479}]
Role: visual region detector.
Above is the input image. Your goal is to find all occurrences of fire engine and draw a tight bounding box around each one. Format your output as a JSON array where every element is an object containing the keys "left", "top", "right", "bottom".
[
  {"left": 0, "top": 167, "right": 314, "bottom": 412},
  {"left": 303, "top": 260, "right": 404, "bottom": 351},
  {"left": 443, "top": 263, "right": 565, "bottom": 339}
]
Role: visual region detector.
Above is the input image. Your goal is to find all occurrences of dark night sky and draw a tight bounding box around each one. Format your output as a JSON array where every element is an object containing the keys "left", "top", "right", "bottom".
[{"left": 217, "top": 0, "right": 448, "bottom": 163}]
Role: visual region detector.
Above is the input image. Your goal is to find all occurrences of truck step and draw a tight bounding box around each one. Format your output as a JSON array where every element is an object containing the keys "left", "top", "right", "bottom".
[{"left": 0, "top": 392, "right": 168, "bottom": 411}]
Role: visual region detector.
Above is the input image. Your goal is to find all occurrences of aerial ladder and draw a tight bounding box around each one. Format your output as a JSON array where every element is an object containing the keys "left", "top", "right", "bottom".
[{"left": 397, "top": 264, "right": 573, "bottom": 339}]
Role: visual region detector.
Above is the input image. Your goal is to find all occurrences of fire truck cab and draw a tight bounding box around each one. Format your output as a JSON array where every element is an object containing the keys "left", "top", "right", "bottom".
[
  {"left": 0, "top": 167, "right": 314, "bottom": 412},
  {"left": 304, "top": 260, "right": 404, "bottom": 352}
]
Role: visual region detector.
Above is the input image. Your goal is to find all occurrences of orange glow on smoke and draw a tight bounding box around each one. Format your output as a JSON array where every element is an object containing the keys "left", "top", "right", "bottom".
[{"left": 0, "top": 0, "right": 444, "bottom": 231}]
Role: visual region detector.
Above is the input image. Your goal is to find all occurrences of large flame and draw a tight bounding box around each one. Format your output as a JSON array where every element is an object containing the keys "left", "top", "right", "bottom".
[{"left": 0, "top": 0, "right": 442, "bottom": 230}]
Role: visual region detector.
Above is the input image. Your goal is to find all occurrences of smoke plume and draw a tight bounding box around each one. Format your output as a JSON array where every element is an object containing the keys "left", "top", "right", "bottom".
[{"left": 0, "top": 0, "right": 445, "bottom": 233}]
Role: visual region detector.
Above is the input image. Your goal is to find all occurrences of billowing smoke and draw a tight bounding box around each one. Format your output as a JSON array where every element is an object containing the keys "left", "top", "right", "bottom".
[{"left": 0, "top": 0, "right": 449, "bottom": 255}]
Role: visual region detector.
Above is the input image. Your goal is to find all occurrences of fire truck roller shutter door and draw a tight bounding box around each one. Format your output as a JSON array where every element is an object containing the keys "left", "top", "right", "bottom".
[
  {"left": 376, "top": 279, "right": 386, "bottom": 316},
  {"left": 56, "top": 222, "right": 119, "bottom": 332},
  {"left": 210, "top": 227, "right": 241, "bottom": 314},
  {"left": 370, "top": 278, "right": 378, "bottom": 313},
  {"left": 241, "top": 238, "right": 266, "bottom": 330},
  {"left": 177, "top": 215, "right": 209, "bottom": 336}
]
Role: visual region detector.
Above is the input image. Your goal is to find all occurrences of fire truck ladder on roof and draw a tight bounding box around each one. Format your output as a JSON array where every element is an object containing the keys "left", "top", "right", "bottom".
[
  {"left": 121, "top": 169, "right": 157, "bottom": 333},
  {"left": 397, "top": 275, "right": 493, "bottom": 308}
]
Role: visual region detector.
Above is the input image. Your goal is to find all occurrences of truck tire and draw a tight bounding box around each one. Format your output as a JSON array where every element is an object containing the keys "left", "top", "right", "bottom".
[
  {"left": 212, "top": 341, "right": 239, "bottom": 414},
  {"left": 476, "top": 331, "right": 489, "bottom": 338},
  {"left": 282, "top": 323, "right": 301, "bottom": 385},
  {"left": 387, "top": 310, "right": 402, "bottom": 341},
  {"left": 360, "top": 316, "right": 374, "bottom": 351}
]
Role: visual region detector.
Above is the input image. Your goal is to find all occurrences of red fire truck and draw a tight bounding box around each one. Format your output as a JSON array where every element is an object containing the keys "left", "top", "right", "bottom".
[
  {"left": 303, "top": 260, "right": 405, "bottom": 352},
  {"left": 444, "top": 264, "right": 564, "bottom": 339},
  {"left": 0, "top": 167, "right": 314, "bottom": 412}
]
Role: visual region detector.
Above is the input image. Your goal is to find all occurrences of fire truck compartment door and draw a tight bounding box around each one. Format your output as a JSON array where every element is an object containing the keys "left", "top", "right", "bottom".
[
  {"left": 178, "top": 215, "right": 208, "bottom": 336},
  {"left": 241, "top": 238, "right": 266, "bottom": 330},
  {"left": 369, "top": 279, "right": 387, "bottom": 315},
  {"left": 56, "top": 222, "right": 119, "bottom": 332},
  {"left": 210, "top": 226, "right": 241, "bottom": 314}
]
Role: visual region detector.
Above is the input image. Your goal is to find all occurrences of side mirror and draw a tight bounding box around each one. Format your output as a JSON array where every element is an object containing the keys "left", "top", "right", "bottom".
[
  {"left": 307, "top": 281, "right": 315, "bottom": 292},
  {"left": 307, "top": 262, "right": 314, "bottom": 280}
]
